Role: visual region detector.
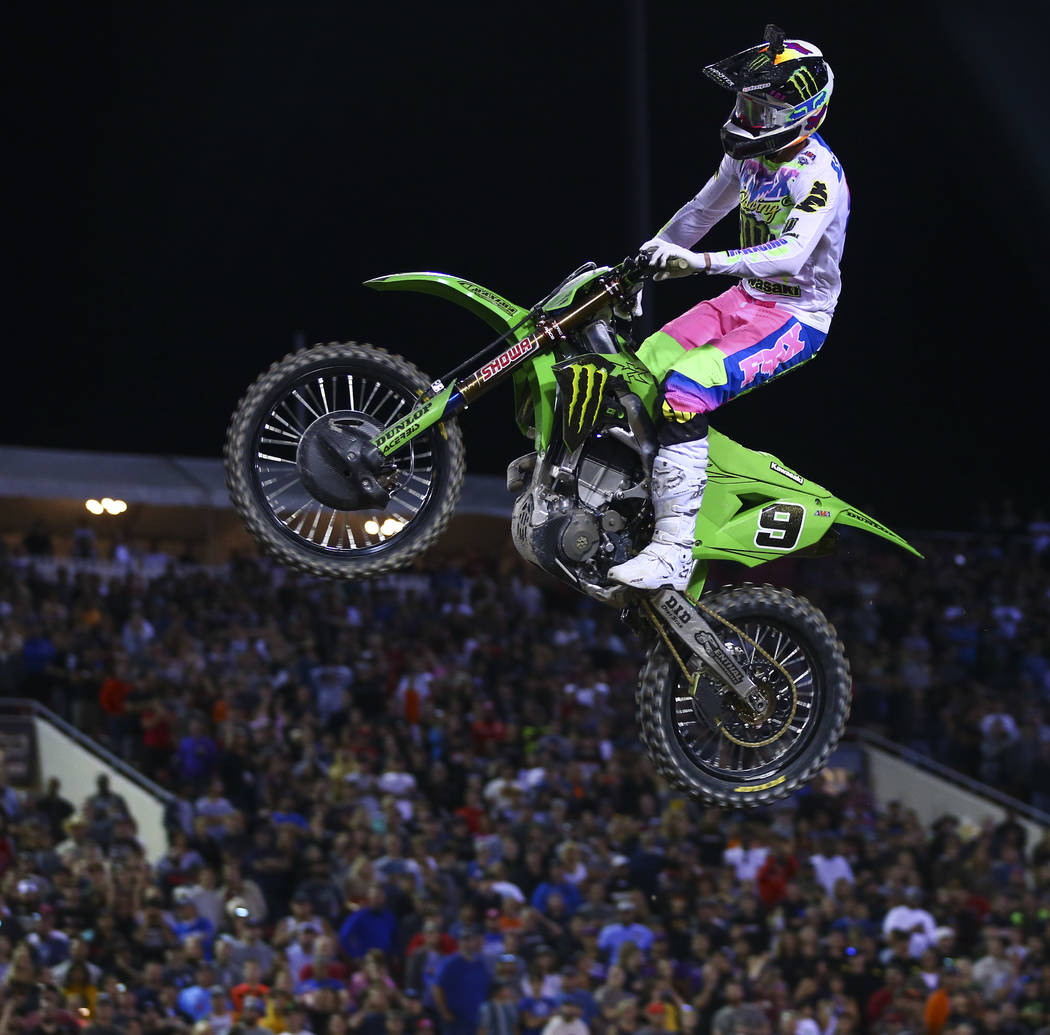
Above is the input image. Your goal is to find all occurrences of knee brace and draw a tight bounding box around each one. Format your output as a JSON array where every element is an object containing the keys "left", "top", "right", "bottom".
[{"left": 657, "top": 395, "right": 709, "bottom": 446}]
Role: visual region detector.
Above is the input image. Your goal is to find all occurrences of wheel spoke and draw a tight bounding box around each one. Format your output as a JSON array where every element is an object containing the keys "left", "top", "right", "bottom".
[
  {"left": 362, "top": 380, "right": 381, "bottom": 413},
  {"left": 266, "top": 478, "right": 300, "bottom": 506},
  {"left": 247, "top": 361, "right": 447, "bottom": 559},
  {"left": 394, "top": 484, "right": 426, "bottom": 502},
  {"left": 384, "top": 395, "right": 406, "bottom": 422},
  {"left": 263, "top": 423, "right": 300, "bottom": 442},
  {"left": 291, "top": 389, "right": 322, "bottom": 421},
  {"left": 320, "top": 510, "right": 336, "bottom": 548},
  {"left": 284, "top": 501, "right": 310, "bottom": 533},
  {"left": 671, "top": 615, "right": 823, "bottom": 781},
  {"left": 277, "top": 400, "right": 309, "bottom": 433}
]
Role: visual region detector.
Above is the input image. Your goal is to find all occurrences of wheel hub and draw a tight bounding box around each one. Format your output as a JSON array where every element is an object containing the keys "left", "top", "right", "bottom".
[
  {"left": 295, "top": 410, "right": 394, "bottom": 510},
  {"left": 688, "top": 649, "right": 796, "bottom": 748},
  {"left": 723, "top": 662, "right": 781, "bottom": 724}
]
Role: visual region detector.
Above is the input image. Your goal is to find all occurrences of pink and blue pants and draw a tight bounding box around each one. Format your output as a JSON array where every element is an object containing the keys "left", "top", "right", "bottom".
[{"left": 636, "top": 284, "right": 826, "bottom": 435}]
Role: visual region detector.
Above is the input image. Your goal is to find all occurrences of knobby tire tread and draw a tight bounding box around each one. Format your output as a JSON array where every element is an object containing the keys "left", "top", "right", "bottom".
[
  {"left": 636, "top": 584, "right": 851, "bottom": 808},
  {"left": 224, "top": 342, "right": 465, "bottom": 581}
]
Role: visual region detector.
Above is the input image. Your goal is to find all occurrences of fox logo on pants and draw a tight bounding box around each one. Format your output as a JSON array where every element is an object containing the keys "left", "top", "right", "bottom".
[{"left": 738, "top": 324, "right": 805, "bottom": 387}]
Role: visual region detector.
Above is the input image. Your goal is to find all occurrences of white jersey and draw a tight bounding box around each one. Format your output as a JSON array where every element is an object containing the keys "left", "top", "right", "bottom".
[{"left": 658, "top": 134, "right": 849, "bottom": 332}]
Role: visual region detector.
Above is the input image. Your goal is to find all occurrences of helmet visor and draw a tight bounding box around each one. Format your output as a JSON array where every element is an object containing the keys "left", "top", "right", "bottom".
[{"left": 731, "top": 92, "right": 791, "bottom": 134}]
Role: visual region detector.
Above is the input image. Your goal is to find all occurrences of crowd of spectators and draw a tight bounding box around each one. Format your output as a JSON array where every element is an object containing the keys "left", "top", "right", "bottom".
[
  {"left": 780, "top": 521, "right": 1050, "bottom": 811},
  {"left": 0, "top": 518, "right": 1047, "bottom": 1034}
]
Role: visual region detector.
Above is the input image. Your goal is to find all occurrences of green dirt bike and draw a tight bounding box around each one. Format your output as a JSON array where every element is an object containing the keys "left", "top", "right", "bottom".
[{"left": 225, "top": 256, "right": 919, "bottom": 807}]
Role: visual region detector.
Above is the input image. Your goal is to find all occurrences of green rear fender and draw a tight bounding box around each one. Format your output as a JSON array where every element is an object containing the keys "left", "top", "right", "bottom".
[{"left": 365, "top": 272, "right": 530, "bottom": 334}]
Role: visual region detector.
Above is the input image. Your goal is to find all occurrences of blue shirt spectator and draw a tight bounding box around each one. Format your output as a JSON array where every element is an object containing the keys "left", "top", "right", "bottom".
[
  {"left": 176, "top": 967, "right": 217, "bottom": 1021},
  {"left": 170, "top": 902, "right": 215, "bottom": 959},
  {"left": 529, "top": 867, "right": 582, "bottom": 917},
  {"left": 176, "top": 718, "right": 218, "bottom": 785},
  {"left": 26, "top": 908, "right": 69, "bottom": 968},
  {"left": 597, "top": 902, "right": 654, "bottom": 963},
  {"left": 558, "top": 967, "right": 599, "bottom": 1025},
  {"left": 338, "top": 885, "right": 397, "bottom": 958},
  {"left": 434, "top": 928, "right": 491, "bottom": 1035},
  {"left": 21, "top": 628, "right": 56, "bottom": 673},
  {"left": 519, "top": 993, "right": 557, "bottom": 1035}
]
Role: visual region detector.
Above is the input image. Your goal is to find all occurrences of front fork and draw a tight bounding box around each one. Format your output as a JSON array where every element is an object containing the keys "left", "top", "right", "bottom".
[{"left": 633, "top": 587, "right": 767, "bottom": 712}]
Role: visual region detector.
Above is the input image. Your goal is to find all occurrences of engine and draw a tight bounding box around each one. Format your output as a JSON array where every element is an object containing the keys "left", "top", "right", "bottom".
[{"left": 509, "top": 434, "right": 649, "bottom": 595}]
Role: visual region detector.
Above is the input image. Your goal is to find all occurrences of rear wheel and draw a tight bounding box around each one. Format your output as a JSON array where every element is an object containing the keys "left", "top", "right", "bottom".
[
  {"left": 224, "top": 342, "right": 464, "bottom": 580},
  {"left": 636, "top": 585, "right": 850, "bottom": 807}
]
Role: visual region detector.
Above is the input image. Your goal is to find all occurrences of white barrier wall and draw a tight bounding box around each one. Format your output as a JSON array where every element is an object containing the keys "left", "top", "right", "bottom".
[
  {"left": 863, "top": 743, "right": 1047, "bottom": 850},
  {"left": 32, "top": 717, "right": 169, "bottom": 862}
]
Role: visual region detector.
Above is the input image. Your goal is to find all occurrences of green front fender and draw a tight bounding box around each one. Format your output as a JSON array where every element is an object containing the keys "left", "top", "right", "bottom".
[{"left": 365, "top": 272, "right": 531, "bottom": 334}]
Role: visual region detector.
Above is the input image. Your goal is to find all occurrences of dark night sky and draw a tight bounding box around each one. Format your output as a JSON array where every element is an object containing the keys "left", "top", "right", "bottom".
[{"left": 8, "top": 2, "right": 1046, "bottom": 530}]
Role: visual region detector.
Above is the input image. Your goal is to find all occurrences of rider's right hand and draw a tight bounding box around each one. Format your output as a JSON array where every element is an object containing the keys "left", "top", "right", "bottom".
[{"left": 640, "top": 238, "right": 702, "bottom": 279}]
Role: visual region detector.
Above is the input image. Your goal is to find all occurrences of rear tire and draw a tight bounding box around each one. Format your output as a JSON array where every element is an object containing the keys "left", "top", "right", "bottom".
[
  {"left": 224, "top": 342, "right": 465, "bottom": 580},
  {"left": 636, "top": 584, "right": 850, "bottom": 807}
]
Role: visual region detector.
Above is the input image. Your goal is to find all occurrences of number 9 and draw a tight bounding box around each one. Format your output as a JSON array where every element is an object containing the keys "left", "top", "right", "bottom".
[{"left": 755, "top": 502, "right": 805, "bottom": 550}]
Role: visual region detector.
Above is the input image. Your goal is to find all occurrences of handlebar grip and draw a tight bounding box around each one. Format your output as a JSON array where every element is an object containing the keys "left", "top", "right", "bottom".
[{"left": 624, "top": 253, "right": 692, "bottom": 280}]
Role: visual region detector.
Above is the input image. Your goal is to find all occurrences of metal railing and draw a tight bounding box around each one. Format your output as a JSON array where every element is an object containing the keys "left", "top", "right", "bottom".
[
  {"left": 851, "top": 727, "right": 1050, "bottom": 828},
  {"left": 0, "top": 696, "right": 174, "bottom": 804}
]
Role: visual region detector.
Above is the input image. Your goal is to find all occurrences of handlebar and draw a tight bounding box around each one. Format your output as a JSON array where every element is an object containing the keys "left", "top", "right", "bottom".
[{"left": 619, "top": 251, "right": 691, "bottom": 285}]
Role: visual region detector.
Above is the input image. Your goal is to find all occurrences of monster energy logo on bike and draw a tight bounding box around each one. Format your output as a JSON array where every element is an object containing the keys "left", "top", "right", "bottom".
[{"left": 553, "top": 361, "right": 609, "bottom": 451}]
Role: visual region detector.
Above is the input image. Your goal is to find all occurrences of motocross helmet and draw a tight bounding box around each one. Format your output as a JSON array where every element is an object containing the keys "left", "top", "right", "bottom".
[{"left": 704, "top": 25, "right": 833, "bottom": 160}]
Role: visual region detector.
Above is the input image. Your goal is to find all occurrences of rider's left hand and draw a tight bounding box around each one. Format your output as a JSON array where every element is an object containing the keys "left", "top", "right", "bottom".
[{"left": 641, "top": 238, "right": 705, "bottom": 280}]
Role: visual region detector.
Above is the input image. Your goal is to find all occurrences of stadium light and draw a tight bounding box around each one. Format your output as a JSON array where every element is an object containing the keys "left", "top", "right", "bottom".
[{"left": 85, "top": 498, "right": 128, "bottom": 516}]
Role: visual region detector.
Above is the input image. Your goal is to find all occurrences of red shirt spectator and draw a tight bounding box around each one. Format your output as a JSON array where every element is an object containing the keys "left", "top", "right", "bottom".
[
  {"left": 756, "top": 844, "right": 798, "bottom": 909},
  {"left": 99, "top": 675, "right": 132, "bottom": 715},
  {"left": 141, "top": 704, "right": 174, "bottom": 751},
  {"left": 405, "top": 930, "right": 458, "bottom": 957},
  {"left": 298, "top": 959, "right": 349, "bottom": 984},
  {"left": 471, "top": 703, "right": 507, "bottom": 749},
  {"left": 231, "top": 980, "right": 271, "bottom": 1016}
]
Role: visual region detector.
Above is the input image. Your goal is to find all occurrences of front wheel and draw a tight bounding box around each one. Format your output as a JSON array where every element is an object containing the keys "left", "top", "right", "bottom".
[
  {"left": 636, "top": 585, "right": 851, "bottom": 807},
  {"left": 224, "top": 342, "right": 465, "bottom": 580}
]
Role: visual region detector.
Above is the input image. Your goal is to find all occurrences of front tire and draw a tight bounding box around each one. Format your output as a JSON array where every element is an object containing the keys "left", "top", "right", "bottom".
[
  {"left": 636, "top": 584, "right": 851, "bottom": 807},
  {"left": 224, "top": 342, "right": 465, "bottom": 580}
]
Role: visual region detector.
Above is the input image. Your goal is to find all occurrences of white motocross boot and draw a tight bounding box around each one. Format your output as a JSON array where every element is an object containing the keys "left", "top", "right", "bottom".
[{"left": 608, "top": 438, "right": 708, "bottom": 591}]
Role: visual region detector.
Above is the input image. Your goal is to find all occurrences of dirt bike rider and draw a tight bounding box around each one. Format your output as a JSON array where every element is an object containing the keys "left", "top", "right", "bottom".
[{"left": 609, "top": 25, "right": 848, "bottom": 592}]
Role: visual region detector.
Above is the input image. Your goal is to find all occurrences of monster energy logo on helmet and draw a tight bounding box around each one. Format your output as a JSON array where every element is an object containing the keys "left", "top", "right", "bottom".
[
  {"left": 786, "top": 66, "right": 820, "bottom": 100},
  {"left": 702, "top": 24, "right": 833, "bottom": 161}
]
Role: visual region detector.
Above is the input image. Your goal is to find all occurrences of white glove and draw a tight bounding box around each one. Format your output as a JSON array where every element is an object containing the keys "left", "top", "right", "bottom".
[{"left": 640, "top": 238, "right": 704, "bottom": 280}]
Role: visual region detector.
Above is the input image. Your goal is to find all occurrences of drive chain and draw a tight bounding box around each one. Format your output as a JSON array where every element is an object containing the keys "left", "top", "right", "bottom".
[{"left": 641, "top": 595, "right": 798, "bottom": 747}]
